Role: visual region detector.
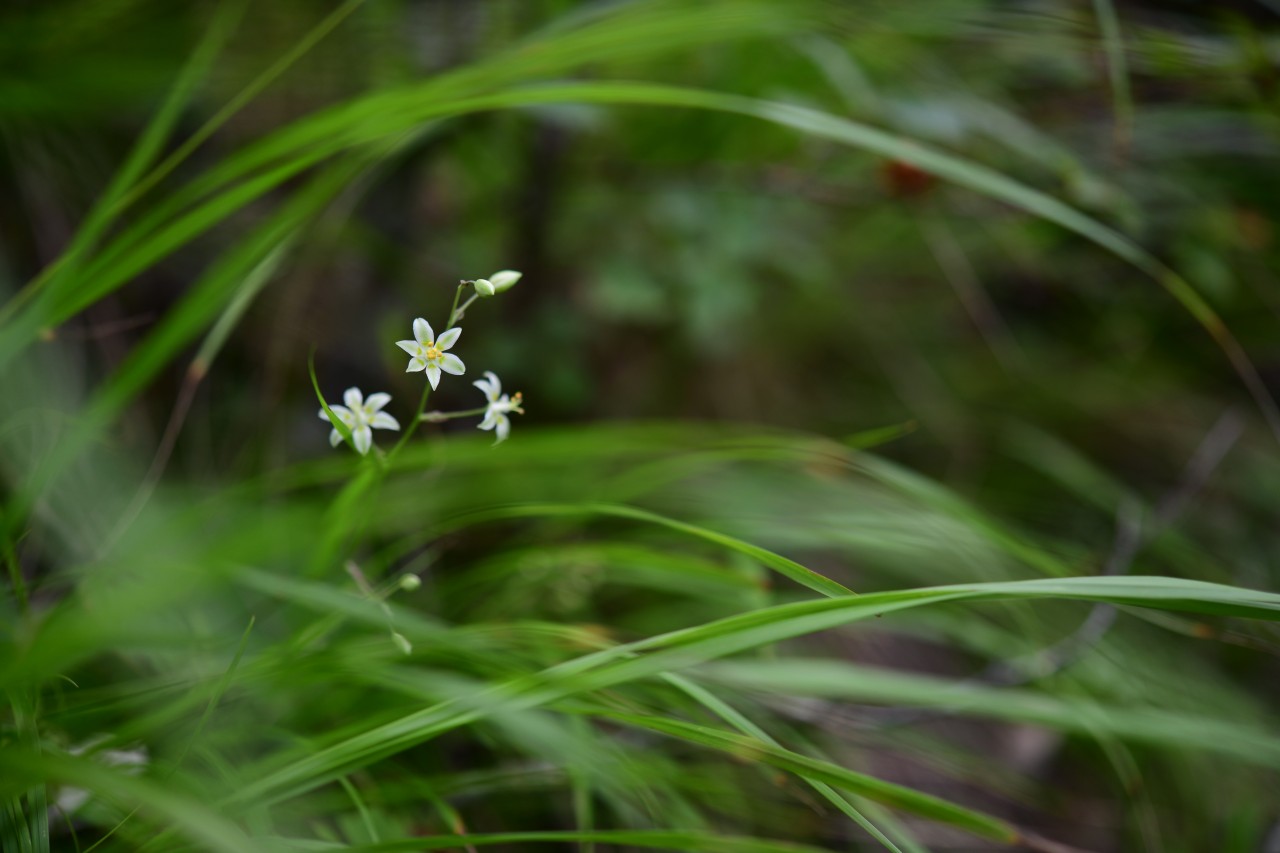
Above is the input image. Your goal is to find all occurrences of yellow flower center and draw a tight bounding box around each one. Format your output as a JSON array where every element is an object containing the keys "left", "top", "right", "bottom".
[{"left": 423, "top": 344, "right": 442, "bottom": 360}]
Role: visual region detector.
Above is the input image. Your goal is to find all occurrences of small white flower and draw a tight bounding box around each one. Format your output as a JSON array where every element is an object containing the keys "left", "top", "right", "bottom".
[
  {"left": 57, "top": 737, "right": 149, "bottom": 814},
  {"left": 318, "top": 387, "right": 400, "bottom": 455},
  {"left": 473, "top": 370, "right": 524, "bottom": 444},
  {"left": 396, "top": 318, "right": 464, "bottom": 389}
]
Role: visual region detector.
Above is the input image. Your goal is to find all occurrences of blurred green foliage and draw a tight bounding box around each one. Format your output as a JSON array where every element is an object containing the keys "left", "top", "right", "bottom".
[{"left": 2, "top": 1, "right": 1279, "bottom": 851}]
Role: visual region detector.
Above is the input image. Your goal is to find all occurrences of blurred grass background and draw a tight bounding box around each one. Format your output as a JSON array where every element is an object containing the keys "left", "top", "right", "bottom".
[{"left": 1, "top": 1, "right": 1279, "bottom": 851}]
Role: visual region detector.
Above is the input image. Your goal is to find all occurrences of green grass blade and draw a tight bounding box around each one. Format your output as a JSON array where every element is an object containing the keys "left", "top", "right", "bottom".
[
  {"left": 699, "top": 658, "right": 1280, "bottom": 767},
  {"left": 594, "top": 711, "right": 1015, "bottom": 842},
  {"left": 272, "top": 828, "right": 864, "bottom": 852},
  {"left": 0, "top": 752, "right": 267, "bottom": 853},
  {"left": 1092, "top": 0, "right": 1134, "bottom": 155},
  {"left": 222, "top": 574, "right": 1280, "bottom": 809},
  {"left": 0, "top": 0, "right": 246, "bottom": 324},
  {"left": 662, "top": 674, "right": 909, "bottom": 853},
  {"left": 435, "top": 503, "right": 853, "bottom": 598}
]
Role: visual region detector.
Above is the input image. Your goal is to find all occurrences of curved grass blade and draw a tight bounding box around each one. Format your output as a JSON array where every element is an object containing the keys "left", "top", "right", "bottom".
[
  {"left": 698, "top": 658, "right": 1280, "bottom": 768},
  {"left": 1092, "top": 0, "right": 1134, "bottom": 156},
  {"left": 222, "top": 574, "right": 1280, "bottom": 810},
  {"left": 662, "top": 673, "right": 911, "bottom": 853},
  {"left": 433, "top": 503, "right": 854, "bottom": 599},
  {"left": 273, "top": 828, "right": 844, "bottom": 853},
  {"left": 0, "top": 751, "right": 268, "bottom": 853},
  {"left": 594, "top": 711, "right": 1015, "bottom": 843},
  {"left": 0, "top": 0, "right": 247, "bottom": 325},
  {"left": 11, "top": 71, "right": 1268, "bottom": 443}
]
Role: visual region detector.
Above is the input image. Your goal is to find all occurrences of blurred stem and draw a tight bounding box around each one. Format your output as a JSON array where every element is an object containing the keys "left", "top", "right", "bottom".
[
  {"left": 420, "top": 406, "right": 487, "bottom": 422},
  {"left": 114, "top": 0, "right": 371, "bottom": 215},
  {"left": 917, "top": 210, "right": 1027, "bottom": 377},
  {"left": 0, "top": 0, "right": 247, "bottom": 326},
  {"left": 128, "top": 618, "right": 257, "bottom": 853},
  {"left": 1092, "top": 0, "right": 1133, "bottom": 161},
  {"left": 338, "top": 776, "right": 380, "bottom": 844},
  {"left": 3, "top": 535, "right": 27, "bottom": 613},
  {"left": 0, "top": 0, "right": 362, "bottom": 329},
  {"left": 429, "top": 795, "right": 478, "bottom": 853},
  {"left": 569, "top": 744, "right": 595, "bottom": 853}
]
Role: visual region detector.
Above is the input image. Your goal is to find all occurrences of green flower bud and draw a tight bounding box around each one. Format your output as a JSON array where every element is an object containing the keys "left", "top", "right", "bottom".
[
  {"left": 488, "top": 269, "right": 522, "bottom": 293},
  {"left": 391, "top": 632, "right": 413, "bottom": 655},
  {"left": 474, "top": 278, "right": 496, "bottom": 297},
  {"left": 399, "top": 574, "right": 421, "bottom": 591}
]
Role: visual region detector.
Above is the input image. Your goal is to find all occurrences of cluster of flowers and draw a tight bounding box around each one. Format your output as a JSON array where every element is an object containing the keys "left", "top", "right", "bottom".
[{"left": 319, "top": 270, "right": 525, "bottom": 455}]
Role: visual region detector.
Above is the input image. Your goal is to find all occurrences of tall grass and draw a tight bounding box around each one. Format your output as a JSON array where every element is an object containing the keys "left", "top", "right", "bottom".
[{"left": 3, "top": 1, "right": 1278, "bottom": 851}]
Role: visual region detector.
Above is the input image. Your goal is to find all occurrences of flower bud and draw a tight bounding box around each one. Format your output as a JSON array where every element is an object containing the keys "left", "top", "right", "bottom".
[
  {"left": 391, "top": 632, "right": 413, "bottom": 655},
  {"left": 474, "top": 278, "right": 496, "bottom": 297},
  {"left": 488, "top": 269, "right": 522, "bottom": 293},
  {"left": 399, "top": 574, "right": 421, "bottom": 591}
]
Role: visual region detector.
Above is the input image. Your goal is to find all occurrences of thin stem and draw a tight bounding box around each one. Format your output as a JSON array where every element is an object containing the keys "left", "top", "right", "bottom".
[
  {"left": 117, "top": 0, "right": 370, "bottom": 214},
  {"left": 388, "top": 383, "right": 431, "bottom": 457},
  {"left": 446, "top": 283, "right": 469, "bottom": 328},
  {"left": 420, "top": 406, "right": 487, "bottom": 422},
  {"left": 4, "top": 535, "right": 27, "bottom": 614},
  {"left": 451, "top": 293, "right": 481, "bottom": 323}
]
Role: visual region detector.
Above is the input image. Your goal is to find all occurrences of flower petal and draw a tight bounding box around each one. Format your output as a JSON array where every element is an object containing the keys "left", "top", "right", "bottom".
[
  {"left": 425, "top": 364, "right": 442, "bottom": 390},
  {"left": 483, "top": 371, "right": 501, "bottom": 394},
  {"left": 353, "top": 425, "right": 373, "bottom": 455},
  {"left": 473, "top": 377, "right": 495, "bottom": 400},
  {"left": 406, "top": 357, "right": 426, "bottom": 373},
  {"left": 319, "top": 405, "right": 353, "bottom": 423},
  {"left": 413, "top": 317, "right": 434, "bottom": 345},
  {"left": 494, "top": 414, "right": 510, "bottom": 444},
  {"left": 370, "top": 412, "right": 400, "bottom": 431},
  {"left": 478, "top": 409, "right": 498, "bottom": 431},
  {"left": 343, "top": 387, "right": 363, "bottom": 409},
  {"left": 364, "top": 392, "right": 391, "bottom": 412},
  {"left": 439, "top": 353, "right": 465, "bottom": 376},
  {"left": 329, "top": 428, "right": 344, "bottom": 447},
  {"left": 395, "top": 340, "right": 419, "bottom": 355},
  {"left": 436, "top": 327, "right": 461, "bottom": 351}
]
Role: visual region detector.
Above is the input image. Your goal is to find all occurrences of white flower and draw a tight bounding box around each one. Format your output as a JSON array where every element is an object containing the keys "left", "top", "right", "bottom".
[
  {"left": 473, "top": 371, "right": 524, "bottom": 444},
  {"left": 318, "top": 387, "right": 400, "bottom": 455},
  {"left": 397, "top": 318, "right": 464, "bottom": 390},
  {"left": 57, "top": 737, "right": 149, "bottom": 814}
]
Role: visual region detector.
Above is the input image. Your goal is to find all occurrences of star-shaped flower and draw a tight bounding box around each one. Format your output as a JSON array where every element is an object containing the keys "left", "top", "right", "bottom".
[
  {"left": 473, "top": 371, "right": 524, "bottom": 444},
  {"left": 397, "top": 318, "right": 464, "bottom": 389},
  {"left": 318, "top": 387, "right": 400, "bottom": 455}
]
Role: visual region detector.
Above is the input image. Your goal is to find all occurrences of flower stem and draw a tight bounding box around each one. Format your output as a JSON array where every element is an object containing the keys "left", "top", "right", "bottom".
[
  {"left": 451, "top": 293, "right": 480, "bottom": 323},
  {"left": 388, "top": 383, "right": 431, "bottom": 456},
  {"left": 419, "top": 406, "right": 487, "bottom": 422},
  {"left": 446, "top": 283, "right": 469, "bottom": 327}
]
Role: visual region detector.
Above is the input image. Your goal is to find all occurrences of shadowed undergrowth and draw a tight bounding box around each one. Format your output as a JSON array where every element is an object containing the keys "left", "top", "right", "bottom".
[{"left": 2, "top": 1, "right": 1279, "bottom": 851}]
